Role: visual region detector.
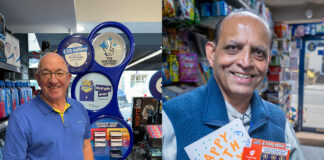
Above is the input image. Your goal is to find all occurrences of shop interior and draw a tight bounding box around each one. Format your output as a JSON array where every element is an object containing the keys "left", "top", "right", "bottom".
[
  {"left": 1, "top": 0, "right": 324, "bottom": 159},
  {"left": 0, "top": 0, "right": 162, "bottom": 159},
  {"left": 162, "top": 0, "right": 324, "bottom": 159}
]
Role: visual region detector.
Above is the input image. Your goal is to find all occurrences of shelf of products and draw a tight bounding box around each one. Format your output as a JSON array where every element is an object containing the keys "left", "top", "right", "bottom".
[
  {"left": 259, "top": 23, "right": 297, "bottom": 126},
  {"left": 0, "top": 13, "right": 26, "bottom": 152},
  {"left": 0, "top": 62, "right": 21, "bottom": 73},
  {"left": 162, "top": 0, "right": 271, "bottom": 100}
]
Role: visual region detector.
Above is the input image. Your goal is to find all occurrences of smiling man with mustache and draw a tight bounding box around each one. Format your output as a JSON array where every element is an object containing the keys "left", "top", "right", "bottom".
[
  {"left": 3, "top": 53, "right": 94, "bottom": 160},
  {"left": 162, "top": 10, "right": 305, "bottom": 160}
]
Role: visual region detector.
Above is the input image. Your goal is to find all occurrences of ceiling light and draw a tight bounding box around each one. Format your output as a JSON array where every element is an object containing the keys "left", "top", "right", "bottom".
[
  {"left": 305, "top": 9, "right": 313, "bottom": 19},
  {"left": 77, "top": 24, "right": 85, "bottom": 32}
]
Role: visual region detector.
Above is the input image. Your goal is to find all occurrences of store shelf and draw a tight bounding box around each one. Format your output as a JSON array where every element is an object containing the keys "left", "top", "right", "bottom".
[
  {"left": 225, "top": 0, "right": 250, "bottom": 9},
  {"left": 0, "top": 62, "right": 21, "bottom": 73},
  {"left": 162, "top": 17, "right": 193, "bottom": 28},
  {"left": 196, "top": 16, "right": 224, "bottom": 30},
  {"left": 0, "top": 120, "right": 8, "bottom": 132},
  {"left": 194, "top": 0, "right": 252, "bottom": 30}
]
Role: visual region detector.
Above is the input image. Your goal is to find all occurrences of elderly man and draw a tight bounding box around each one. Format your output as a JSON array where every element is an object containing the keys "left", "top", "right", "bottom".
[
  {"left": 3, "top": 53, "right": 94, "bottom": 160},
  {"left": 163, "top": 10, "right": 305, "bottom": 160}
]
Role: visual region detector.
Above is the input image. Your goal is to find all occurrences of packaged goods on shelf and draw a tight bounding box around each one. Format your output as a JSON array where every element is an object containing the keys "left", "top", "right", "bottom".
[
  {"left": 16, "top": 82, "right": 26, "bottom": 105},
  {"left": 197, "top": 61, "right": 212, "bottom": 84},
  {"left": 4, "top": 32, "right": 20, "bottom": 67},
  {"left": 163, "top": 0, "right": 176, "bottom": 18},
  {"left": 3, "top": 81, "right": 11, "bottom": 116},
  {"left": 169, "top": 55, "right": 179, "bottom": 82},
  {"left": 179, "top": 53, "right": 198, "bottom": 82},
  {"left": 0, "top": 40, "right": 6, "bottom": 63},
  {"left": 145, "top": 125, "right": 162, "bottom": 148},
  {"left": 174, "top": 0, "right": 195, "bottom": 21},
  {"left": 7, "top": 82, "right": 17, "bottom": 111},
  {"left": 200, "top": 3, "right": 211, "bottom": 17},
  {"left": 274, "top": 23, "right": 289, "bottom": 39},
  {"left": 293, "top": 25, "right": 305, "bottom": 37},
  {"left": 162, "top": 61, "right": 172, "bottom": 85},
  {"left": 0, "top": 81, "right": 6, "bottom": 119}
]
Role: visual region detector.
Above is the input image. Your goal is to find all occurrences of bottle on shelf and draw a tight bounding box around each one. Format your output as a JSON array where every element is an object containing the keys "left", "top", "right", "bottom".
[
  {"left": 4, "top": 81, "right": 12, "bottom": 116},
  {"left": 9, "top": 82, "right": 18, "bottom": 111},
  {"left": 0, "top": 81, "right": 6, "bottom": 119},
  {"left": 22, "top": 82, "right": 28, "bottom": 102},
  {"left": 26, "top": 82, "right": 33, "bottom": 101},
  {"left": 15, "top": 82, "right": 25, "bottom": 105}
]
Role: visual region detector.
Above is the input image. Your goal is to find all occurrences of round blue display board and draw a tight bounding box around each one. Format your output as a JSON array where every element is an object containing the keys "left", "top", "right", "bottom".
[
  {"left": 72, "top": 72, "right": 113, "bottom": 111},
  {"left": 88, "top": 21, "right": 135, "bottom": 69},
  {"left": 57, "top": 35, "right": 94, "bottom": 74},
  {"left": 149, "top": 71, "right": 162, "bottom": 100},
  {"left": 92, "top": 32, "right": 126, "bottom": 68},
  {"left": 90, "top": 115, "right": 134, "bottom": 160}
]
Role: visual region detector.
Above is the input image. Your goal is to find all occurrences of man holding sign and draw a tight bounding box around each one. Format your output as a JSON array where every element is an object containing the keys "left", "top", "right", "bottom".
[{"left": 163, "top": 10, "right": 305, "bottom": 160}]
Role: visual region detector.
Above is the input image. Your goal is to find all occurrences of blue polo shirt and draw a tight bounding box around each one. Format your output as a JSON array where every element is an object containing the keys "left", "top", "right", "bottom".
[{"left": 3, "top": 95, "right": 91, "bottom": 160}]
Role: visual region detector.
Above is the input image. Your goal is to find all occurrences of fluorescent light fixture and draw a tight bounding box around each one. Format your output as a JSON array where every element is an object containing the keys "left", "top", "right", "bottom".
[
  {"left": 27, "top": 33, "right": 41, "bottom": 52},
  {"left": 126, "top": 49, "right": 161, "bottom": 69}
]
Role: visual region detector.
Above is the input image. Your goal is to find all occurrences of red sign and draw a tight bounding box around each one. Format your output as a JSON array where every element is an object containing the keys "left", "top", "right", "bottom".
[{"left": 242, "top": 138, "right": 290, "bottom": 160}]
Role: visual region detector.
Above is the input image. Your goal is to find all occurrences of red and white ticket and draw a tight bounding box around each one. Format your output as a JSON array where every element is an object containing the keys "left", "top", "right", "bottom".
[{"left": 242, "top": 138, "right": 290, "bottom": 160}]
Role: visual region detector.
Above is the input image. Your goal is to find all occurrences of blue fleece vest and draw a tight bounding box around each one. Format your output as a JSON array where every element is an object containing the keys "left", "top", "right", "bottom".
[{"left": 163, "top": 76, "right": 286, "bottom": 160}]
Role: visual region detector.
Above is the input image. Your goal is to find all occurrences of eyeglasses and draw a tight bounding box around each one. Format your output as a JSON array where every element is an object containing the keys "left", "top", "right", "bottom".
[{"left": 39, "top": 71, "right": 69, "bottom": 79}]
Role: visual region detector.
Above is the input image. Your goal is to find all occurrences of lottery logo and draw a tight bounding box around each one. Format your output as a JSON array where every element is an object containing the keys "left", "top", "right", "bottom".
[
  {"left": 93, "top": 32, "right": 126, "bottom": 68},
  {"left": 250, "top": 150, "right": 255, "bottom": 156},
  {"left": 99, "top": 37, "right": 117, "bottom": 56}
]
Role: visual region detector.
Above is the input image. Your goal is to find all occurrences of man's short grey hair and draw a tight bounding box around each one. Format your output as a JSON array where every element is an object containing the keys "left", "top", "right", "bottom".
[{"left": 214, "top": 9, "right": 273, "bottom": 48}]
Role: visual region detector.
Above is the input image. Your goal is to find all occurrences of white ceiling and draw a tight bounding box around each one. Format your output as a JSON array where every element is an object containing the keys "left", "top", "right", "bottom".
[
  {"left": 0, "top": 0, "right": 162, "bottom": 33},
  {"left": 265, "top": 0, "right": 324, "bottom": 6},
  {"left": 1, "top": 0, "right": 323, "bottom": 32},
  {"left": 264, "top": 0, "right": 324, "bottom": 23}
]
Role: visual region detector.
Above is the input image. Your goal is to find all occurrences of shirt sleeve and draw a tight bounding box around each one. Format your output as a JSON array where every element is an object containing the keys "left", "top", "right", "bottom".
[
  {"left": 81, "top": 105, "right": 91, "bottom": 140},
  {"left": 3, "top": 113, "right": 28, "bottom": 160},
  {"left": 285, "top": 120, "right": 306, "bottom": 160},
  {"left": 162, "top": 110, "right": 177, "bottom": 160}
]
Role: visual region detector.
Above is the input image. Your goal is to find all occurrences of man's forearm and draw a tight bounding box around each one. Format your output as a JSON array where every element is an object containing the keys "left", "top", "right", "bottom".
[{"left": 83, "top": 139, "right": 94, "bottom": 160}]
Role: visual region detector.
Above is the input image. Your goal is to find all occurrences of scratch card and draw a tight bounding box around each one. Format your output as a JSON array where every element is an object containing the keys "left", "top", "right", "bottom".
[
  {"left": 242, "top": 138, "right": 290, "bottom": 160},
  {"left": 184, "top": 119, "right": 250, "bottom": 160}
]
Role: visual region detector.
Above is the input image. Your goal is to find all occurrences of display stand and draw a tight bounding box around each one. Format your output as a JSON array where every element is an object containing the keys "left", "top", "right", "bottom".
[{"left": 59, "top": 21, "right": 135, "bottom": 160}]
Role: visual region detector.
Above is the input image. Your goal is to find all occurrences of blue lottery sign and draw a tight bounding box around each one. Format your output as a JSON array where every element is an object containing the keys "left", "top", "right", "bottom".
[{"left": 58, "top": 35, "right": 94, "bottom": 74}]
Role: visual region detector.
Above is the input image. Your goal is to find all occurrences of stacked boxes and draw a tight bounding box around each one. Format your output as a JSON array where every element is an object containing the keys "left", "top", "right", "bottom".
[
  {"left": 146, "top": 125, "right": 162, "bottom": 159},
  {"left": 146, "top": 125, "right": 162, "bottom": 148}
]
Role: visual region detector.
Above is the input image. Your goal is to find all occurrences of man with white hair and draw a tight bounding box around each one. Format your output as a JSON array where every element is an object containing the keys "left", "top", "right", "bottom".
[{"left": 163, "top": 10, "right": 305, "bottom": 160}]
